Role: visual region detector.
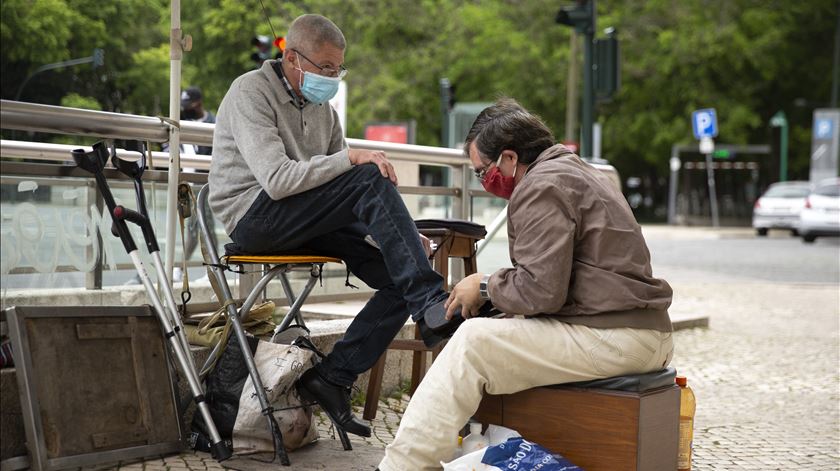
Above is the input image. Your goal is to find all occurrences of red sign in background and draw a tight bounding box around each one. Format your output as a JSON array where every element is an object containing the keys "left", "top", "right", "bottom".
[{"left": 365, "top": 125, "right": 409, "bottom": 144}]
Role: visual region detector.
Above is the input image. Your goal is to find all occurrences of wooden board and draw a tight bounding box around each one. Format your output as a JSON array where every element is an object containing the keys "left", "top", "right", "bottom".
[
  {"left": 474, "top": 385, "right": 679, "bottom": 471},
  {"left": 6, "top": 305, "right": 183, "bottom": 470}
]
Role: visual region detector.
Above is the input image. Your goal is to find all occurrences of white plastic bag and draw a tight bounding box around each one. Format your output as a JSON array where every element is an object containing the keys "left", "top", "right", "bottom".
[
  {"left": 442, "top": 424, "right": 521, "bottom": 470},
  {"left": 485, "top": 424, "right": 521, "bottom": 445},
  {"left": 442, "top": 448, "right": 498, "bottom": 471}
]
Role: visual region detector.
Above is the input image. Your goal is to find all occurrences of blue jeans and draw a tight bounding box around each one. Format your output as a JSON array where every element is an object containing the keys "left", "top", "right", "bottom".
[{"left": 229, "top": 164, "right": 445, "bottom": 386}]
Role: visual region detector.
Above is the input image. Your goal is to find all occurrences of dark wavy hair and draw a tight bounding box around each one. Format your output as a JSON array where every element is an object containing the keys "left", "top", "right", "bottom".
[{"left": 463, "top": 97, "right": 555, "bottom": 165}]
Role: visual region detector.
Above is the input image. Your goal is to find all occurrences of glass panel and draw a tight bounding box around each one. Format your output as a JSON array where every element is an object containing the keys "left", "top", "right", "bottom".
[
  {"left": 2, "top": 176, "right": 100, "bottom": 290},
  {"left": 0, "top": 168, "right": 476, "bottom": 299}
]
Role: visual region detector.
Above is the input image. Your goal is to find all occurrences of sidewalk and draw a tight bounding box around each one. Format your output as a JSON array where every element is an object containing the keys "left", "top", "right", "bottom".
[{"left": 89, "top": 277, "right": 838, "bottom": 471}]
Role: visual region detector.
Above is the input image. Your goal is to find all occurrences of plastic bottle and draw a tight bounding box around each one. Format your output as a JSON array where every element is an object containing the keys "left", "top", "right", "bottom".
[
  {"left": 676, "top": 375, "right": 696, "bottom": 471},
  {"left": 461, "top": 422, "right": 489, "bottom": 454},
  {"left": 452, "top": 435, "right": 463, "bottom": 460}
]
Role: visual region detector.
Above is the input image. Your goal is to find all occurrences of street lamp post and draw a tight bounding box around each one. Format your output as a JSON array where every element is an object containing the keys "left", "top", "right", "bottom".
[
  {"left": 770, "top": 111, "right": 789, "bottom": 182},
  {"left": 15, "top": 49, "right": 104, "bottom": 101}
]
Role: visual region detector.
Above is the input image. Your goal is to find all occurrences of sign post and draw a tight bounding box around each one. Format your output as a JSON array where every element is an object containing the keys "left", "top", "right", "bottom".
[
  {"left": 810, "top": 109, "right": 840, "bottom": 184},
  {"left": 692, "top": 108, "right": 720, "bottom": 227}
]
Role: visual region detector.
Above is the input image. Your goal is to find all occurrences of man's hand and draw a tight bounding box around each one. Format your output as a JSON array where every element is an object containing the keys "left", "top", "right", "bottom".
[
  {"left": 444, "top": 273, "right": 484, "bottom": 321},
  {"left": 348, "top": 148, "right": 398, "bottom": 184}
]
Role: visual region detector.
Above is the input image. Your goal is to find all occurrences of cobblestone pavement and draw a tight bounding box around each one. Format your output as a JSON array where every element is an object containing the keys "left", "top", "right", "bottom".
[
  {"left": 86, "top": 280, "right": 839, "bottom": 470},
  {"left": 84, "top": 226, "right": 839, "bottom": 470},
  {"left": 671, "top": 282, "right": 839, "bottom": 471}
]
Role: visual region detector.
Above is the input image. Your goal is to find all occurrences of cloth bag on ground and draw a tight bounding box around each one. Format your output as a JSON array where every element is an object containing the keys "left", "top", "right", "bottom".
[
  {"left": 184, "top": 300, "right": 277, "bottom": 347},
  {"left": 191, "top": 332, "right": 319, "bottom": 454}
]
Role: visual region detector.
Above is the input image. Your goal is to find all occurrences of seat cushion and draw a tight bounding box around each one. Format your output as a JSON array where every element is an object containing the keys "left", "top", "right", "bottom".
[
  {"left": 551, "top": 367, "right": 677, "bottom": 393},
  {"left": 414, "top": 219, "right": 487, "bottom": 238},
  {"left": 223, "top": 242, "right": 342, "bottom": 265},
  {"left": 222, "top": 254, "right": 342, "bottom": 265}
]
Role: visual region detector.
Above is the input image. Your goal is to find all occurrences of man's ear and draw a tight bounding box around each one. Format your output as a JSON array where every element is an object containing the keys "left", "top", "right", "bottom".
[{"left": 500, "top": 149, "right": 519, "bottom": 166}]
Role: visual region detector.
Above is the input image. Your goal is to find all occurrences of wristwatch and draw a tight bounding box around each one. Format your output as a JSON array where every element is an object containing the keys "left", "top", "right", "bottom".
[{"left": 479, "top": 274, "right": 491, "bottom": 301}]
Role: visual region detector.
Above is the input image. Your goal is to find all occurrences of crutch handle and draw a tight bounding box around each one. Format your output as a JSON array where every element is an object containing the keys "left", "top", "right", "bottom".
[
  {"left": 72, "top": 143, "right": 137, "bottom": 253},
  {"left": 113, "top": 205, "right": 159, "bottom": 252}
]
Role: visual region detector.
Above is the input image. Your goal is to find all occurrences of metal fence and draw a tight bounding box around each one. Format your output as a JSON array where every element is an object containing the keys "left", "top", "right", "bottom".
[{"left": 1, "top": 100, "right": 504, "bottom": 296}]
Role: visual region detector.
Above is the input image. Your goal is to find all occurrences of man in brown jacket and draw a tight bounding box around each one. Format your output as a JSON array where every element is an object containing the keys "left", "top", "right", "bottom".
[{"left": 378, "top": 98, "right": 674, "bottom": 471}]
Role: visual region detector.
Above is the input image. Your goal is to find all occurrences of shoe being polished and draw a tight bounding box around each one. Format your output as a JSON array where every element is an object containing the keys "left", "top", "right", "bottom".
[{"left": 296, "top": 368, "right": 371, "bottom": 437}]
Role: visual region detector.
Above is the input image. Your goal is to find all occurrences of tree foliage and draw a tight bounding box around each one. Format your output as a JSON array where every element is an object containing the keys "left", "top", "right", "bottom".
[{"left": 1, "top": 0, "right": 836, "bottom": 185}]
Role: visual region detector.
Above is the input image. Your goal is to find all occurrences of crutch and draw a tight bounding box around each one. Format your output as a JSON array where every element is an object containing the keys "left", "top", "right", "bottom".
[
  {"left": 110, "top": 143, "right": 194, "bottom": 358},
  {"left": 115, "top": 147, "right": 290, "bottom": 464},
  {"left": 192, "top": 184, "right": 294, "bottom": 465},
  {"left": 71, "top": 142, "right": 232, "bottom": 462}
]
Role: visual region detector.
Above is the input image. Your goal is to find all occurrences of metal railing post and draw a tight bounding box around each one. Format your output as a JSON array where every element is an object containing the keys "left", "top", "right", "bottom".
[{"left": 85, "top": 180, "right": 103, "bottom": 290}]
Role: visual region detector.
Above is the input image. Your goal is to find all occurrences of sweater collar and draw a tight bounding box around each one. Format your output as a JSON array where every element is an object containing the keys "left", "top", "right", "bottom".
[{"left": 261, "top": 59, "right": 307, "bottom": 108}]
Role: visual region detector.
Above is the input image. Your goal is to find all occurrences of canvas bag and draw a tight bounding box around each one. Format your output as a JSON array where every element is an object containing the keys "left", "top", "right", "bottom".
[
  {"left": 192, "top": 332, "right": 320, "bottom": 454},
  {"left": 183, "top": 300, "right": 277, "bottom": 348}
]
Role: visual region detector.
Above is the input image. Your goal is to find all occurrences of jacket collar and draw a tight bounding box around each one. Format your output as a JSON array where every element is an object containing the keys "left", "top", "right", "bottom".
[{"left": 525, "top": 144, "right": 576, "bottom": 173}]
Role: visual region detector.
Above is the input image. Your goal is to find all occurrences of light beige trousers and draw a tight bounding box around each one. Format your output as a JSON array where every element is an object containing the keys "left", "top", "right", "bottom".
[{"left": 378, "top": 316, "right": 674, "bottom": 471}]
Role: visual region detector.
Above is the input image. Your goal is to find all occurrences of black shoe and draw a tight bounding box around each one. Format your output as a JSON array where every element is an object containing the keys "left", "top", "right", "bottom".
[
  {"left": 296, "top": 368, "right": 371, "bottom": 438},
  {"left": 417, "top": 318, "right": 447, "bottom": 348},
  {"left": 421, "top": 299, "right": 501, "bottom": 337}
]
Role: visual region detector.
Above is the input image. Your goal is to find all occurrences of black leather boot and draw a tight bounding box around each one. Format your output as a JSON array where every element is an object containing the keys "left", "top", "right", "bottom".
[{"left": 297, "top": 368, "right": 371, "bottom": 438}]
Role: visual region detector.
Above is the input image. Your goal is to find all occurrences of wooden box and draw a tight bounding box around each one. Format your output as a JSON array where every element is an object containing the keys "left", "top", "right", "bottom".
[{"left": 474, "top": 384, "right": 679, "bottom": 471}]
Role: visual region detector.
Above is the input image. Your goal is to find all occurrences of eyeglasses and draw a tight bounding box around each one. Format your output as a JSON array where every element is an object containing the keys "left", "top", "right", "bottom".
[
  {"left": 474, "top": 160, "right": 495, "bottom": 182},
  {"left": 293, "top": 49, "right": 347, "bottom": 79}
]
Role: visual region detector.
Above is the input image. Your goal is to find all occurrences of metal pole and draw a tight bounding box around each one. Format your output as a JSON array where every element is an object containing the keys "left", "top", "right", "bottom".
[
  {"left": 581, "top": 0, "right": 595, "bottom": 158},
  {"left": 770, "top": 111, "right": 789, "bottom": 182},
  {"left": 780, "top": 118, "right": 788, "bottom": 182},
  {"left": 440, "top": 78, "right": 451, "bottom": 147},
  {"left": 475, "top": 205, "right": 508, "bottom": 256},
  {"left": 165, "top": 0, "right": 183, "bottom": 282},
  {"left": 565, "top": 33, "right": 579, "bottom": 144},
  {"left": 15, "top": 56, "right": 96, "bottom": 101},
  {"left": 831, "top": 0, "right": 839, "bottom": 108},
  {"left": 667, "top": 145, "right": 680, "bottom": 225},
  {"left": 705, "top": 152, "right": 720, "bottom": 227}
]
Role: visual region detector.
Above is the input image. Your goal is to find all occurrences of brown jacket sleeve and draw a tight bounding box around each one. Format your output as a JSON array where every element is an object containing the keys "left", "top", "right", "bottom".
[{"left": 488, "top": 179, "right": 576, "bottom": 316}]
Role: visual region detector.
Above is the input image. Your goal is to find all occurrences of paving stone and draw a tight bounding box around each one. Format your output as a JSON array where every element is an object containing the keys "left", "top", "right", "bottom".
[{"left": 119, "top": 278, "right": 837, "bottom": 470}]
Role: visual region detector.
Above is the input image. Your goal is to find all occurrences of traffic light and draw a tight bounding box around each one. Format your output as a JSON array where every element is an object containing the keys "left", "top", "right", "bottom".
[
  {"left": 440, "top": 78, "right": 457, "bottom": 111},
  {"left": 273, "top": 36, "right": 286, "bottom": 54},
  {"left": 251, "top": 35, "right": 272, "bottom": 65},
  {"left": 556, "top": 0, "right": 594, "bottom": 34},
  {"left": 594, "top": 28, "right": 619, "bottom": 100},
  {"left": 92, "top": 48, "right": 105, "bottom": 69}
]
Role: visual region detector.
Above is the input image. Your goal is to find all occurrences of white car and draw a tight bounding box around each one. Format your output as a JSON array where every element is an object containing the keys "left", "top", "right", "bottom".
[
  {"left": 799, "top": 178, "right": 840, "bottom": 243},
  {"left": 752, "top": 181, "right": 812, "bottom": 236}
]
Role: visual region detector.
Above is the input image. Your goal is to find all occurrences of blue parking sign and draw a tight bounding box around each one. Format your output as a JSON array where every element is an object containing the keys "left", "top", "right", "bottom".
[
  {"left": 692, "top": 108, "right": 718, "bottom": 139},
  {"left": 814, "top": 118, "right": 833, "bottom": 140}
]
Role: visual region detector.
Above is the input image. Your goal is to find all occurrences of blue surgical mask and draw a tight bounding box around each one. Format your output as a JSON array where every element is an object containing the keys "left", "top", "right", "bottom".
[{"left": 299, "top": 70, "right": 340, "bottom": 104}]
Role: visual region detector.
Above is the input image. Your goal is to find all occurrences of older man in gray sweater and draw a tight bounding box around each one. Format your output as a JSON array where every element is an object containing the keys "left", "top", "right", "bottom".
[{"left": 209, "top": 14, "right": 449, "bottom": 439}]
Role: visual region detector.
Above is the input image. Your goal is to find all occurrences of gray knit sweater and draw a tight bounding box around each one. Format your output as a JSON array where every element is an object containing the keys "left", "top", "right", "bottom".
[{"left": 208, "top": 59, "right": 352, "bottom": 234}]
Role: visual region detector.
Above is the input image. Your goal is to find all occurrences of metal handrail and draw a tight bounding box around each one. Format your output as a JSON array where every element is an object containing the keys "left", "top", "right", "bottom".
[
  {"left": 0, "top": 100, "right": 466, "bottom": 166},
  {"left": 0, "top": 101, "right": 495, "bottom": 290}
]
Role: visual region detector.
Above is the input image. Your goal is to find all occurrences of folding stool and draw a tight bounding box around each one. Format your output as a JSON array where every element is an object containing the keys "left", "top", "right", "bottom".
[
  {"left": 195, "top": 185, "right": 343, "bottom": 342},
  {"left": 194, "top": 185, "right": 353, "bottom": 452}
]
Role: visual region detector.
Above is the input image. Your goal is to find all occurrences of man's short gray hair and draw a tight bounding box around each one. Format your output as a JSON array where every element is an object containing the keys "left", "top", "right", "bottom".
[{"left": 286, "top": 14, "right": 346, "bottom": 54}]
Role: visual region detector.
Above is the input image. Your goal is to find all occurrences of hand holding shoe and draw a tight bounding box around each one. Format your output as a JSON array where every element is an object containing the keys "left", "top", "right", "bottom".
[{"left": 445, "top": 273, "right": 484, "bottom": 320}]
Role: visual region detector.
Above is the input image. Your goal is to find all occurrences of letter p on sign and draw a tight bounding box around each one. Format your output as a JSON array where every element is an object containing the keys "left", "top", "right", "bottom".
[{"left": 692, "top": 108, "right": 718, "bottom": 139}]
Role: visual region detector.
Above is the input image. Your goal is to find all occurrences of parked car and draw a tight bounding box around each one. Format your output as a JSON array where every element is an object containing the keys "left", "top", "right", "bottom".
[
  {"left": 752, "top": 181, "right": 812, "bottom": 236},
  {"left": 799, "top": 178, "right": 840, "bottom": 243}
]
